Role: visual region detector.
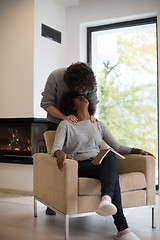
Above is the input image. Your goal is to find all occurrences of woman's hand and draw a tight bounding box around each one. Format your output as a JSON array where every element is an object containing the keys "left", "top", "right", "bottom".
[
  {"left": 131, "top": 148, "right": 155, "bottom": 158},
  {"left": 55, "top": 150, "right": 73, "bottom": 170},
  {"left": 64, "top": 115, "right": 78, "bottom": 123}
]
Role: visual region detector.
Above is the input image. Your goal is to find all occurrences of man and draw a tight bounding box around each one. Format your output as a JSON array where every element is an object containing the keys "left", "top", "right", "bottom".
[{"left": 41, "top": 62, "right": 99, "bottom": 214}]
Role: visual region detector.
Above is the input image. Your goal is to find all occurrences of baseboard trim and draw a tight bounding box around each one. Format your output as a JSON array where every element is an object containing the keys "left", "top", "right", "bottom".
[{"left": 0, "top": 188, "right": 33, "bottom": 196}]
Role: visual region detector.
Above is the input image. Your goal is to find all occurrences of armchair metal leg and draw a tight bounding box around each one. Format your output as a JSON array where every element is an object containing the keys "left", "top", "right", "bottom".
[
  {"left": 64, "top": 215, "right": 69, "bottom": 240},
  {"left": 34, "top": 197, "right": 37, "bottom": 217},
  {"left": 152, "top": 206, "right": 156, "bottom": 228}
]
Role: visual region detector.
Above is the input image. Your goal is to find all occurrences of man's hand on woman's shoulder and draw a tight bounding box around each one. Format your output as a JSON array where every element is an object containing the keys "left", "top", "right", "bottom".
[
  {"left": 90, "top": 115, "right": 98, "bottom": 123},
  {"left": 64, "top": 115, "right": 78, "bottom": 123}
]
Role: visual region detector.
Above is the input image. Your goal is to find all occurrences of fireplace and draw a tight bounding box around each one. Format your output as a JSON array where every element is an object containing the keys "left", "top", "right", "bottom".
[{"left": 0, "top": 118, "right": 48, "bottom": 164}]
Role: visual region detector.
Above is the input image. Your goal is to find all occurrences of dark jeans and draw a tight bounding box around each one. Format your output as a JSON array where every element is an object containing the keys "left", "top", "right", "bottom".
[{"left": 78, "top": 151, "right": 128, "bottom": 231}]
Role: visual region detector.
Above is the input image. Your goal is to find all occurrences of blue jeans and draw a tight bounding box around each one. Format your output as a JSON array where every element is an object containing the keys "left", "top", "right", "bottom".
[{"left": 78, "top": 151, "right": 128, "bottom": 231}]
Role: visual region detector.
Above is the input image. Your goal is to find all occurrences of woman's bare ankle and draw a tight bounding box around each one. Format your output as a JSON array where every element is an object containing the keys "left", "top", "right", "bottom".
[{"left": 101, "top": 195, "right": 111, "bottom": 202}]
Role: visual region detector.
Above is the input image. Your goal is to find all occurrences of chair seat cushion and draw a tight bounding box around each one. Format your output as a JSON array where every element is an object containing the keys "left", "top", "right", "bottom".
[{"left": 78, "top": 172, "right": 147, "bottom": 196}]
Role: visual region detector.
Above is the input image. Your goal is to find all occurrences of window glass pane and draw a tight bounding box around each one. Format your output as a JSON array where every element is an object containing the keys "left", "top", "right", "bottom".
[{"left": 91, "top": 23, "right": 158, "bottom": 185}]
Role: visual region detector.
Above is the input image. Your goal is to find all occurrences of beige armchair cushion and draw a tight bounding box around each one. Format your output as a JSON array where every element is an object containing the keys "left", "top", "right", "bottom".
[
  {"left": 78, "top": 172, "right": 147, "bottom": 196},
  {"left": 44, "top": 131, "right": 56, "bottom": 154},
  {"left": 117, "top": 154, "right": 155, "bottom": 205}
]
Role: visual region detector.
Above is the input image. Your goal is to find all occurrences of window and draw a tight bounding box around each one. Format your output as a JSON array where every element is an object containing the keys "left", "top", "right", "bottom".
[{"left": 87, "top": 17, "right": 159, "bottom": 188}]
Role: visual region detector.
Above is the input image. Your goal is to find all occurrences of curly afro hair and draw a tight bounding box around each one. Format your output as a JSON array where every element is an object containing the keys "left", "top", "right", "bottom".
[
  {"left": 64, "top": 62, "right": 97, "bottom": 91},
  {"left": 60, "top": 92, "right": 95, "bottom": 116}
]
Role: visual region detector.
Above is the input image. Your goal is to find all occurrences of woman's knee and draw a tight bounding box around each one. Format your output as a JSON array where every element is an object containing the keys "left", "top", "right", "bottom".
[{"left": 101, "top": 151, "right": 116, "bottom": 166}]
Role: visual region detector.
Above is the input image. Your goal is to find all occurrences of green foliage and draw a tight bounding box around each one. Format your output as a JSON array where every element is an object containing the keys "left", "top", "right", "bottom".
[
  {"left": 117, "top": 30, "right": 157, "bottom": 73},
  {"left": 98, "top": 30, "right": 158, "bottom": 158}
]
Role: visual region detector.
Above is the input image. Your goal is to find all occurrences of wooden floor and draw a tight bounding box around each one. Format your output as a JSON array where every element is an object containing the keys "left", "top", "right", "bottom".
[{"left": 0, "top": 192, "right": 159, "bottom": 240}]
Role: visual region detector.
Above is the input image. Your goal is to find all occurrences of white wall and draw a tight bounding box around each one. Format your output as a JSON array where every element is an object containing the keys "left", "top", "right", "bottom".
[
  {"left": 34, "top": 0, "right": 66, "bottom": 118},
  {"left": 0, "top": 163, "right": 33, "bottom": 194},
  {"left": 0, "top": 0, "right": 34, "bottom": 118},
  {"left": 65, "top": 0, "right": 160, "bottom": 65},
  {"left": 0, "top": 0, "right": 66, "bottom": 119},
  {"left": 0, "top": 0, "right": 34, "bottom": 193},
  {"left": 0, "top": 0, "right": 66, "bottom": 193}
]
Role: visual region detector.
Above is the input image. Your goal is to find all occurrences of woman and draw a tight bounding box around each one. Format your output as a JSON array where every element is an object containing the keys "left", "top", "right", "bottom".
[{"left": 51, "top": 94, "right": 154, "bottom": 240}]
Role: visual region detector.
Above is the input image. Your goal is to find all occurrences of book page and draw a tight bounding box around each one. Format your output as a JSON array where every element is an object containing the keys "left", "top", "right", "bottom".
[{"left": 91, "top": 148, "right": 125, "bottom": 165}]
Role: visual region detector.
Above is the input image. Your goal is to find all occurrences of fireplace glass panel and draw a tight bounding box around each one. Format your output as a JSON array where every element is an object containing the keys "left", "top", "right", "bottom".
[
  {"left": 0, "top": 125, "right": 32, "bottom": 156},
  {"left": 0, "top": 118, "right": 48, "bottom": 164}
]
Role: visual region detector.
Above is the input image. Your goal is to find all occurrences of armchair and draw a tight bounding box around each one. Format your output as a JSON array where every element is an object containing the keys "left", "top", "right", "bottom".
[{"left": 33, "top": 130, "right": 156, "bottom": 240}]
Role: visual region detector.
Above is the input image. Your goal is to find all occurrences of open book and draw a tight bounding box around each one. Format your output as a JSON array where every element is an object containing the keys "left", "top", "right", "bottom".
[{"left": 91, "top": 148, "right": 125, "bottom": 165}]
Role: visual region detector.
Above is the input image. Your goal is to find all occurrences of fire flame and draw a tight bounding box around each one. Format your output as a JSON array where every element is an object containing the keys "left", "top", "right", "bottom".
[{"left": 6, "top": 128, "right": 32, "bottom": 152}]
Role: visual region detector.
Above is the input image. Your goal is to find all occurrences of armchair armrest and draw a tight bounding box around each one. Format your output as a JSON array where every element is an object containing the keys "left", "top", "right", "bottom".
[
  {"left": 33, "top": 153, "right": 78, "bottom": 214},
  {"left": 117, "top": 154, "right": 156, "bottom": 205}
]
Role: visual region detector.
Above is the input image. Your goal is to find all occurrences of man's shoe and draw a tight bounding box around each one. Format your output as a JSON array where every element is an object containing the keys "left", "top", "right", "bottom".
[{"left": 45, "top": 207, "right": 56, "bottom": 215}]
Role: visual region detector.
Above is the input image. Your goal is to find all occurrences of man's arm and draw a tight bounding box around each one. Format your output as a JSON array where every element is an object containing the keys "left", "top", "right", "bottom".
[
  {"left": 44, "top": 105, "right": 78, "bottom": 122},
  {"left": 86, "top": 87, "right": 99, "bottom": 122},
  {"left": 90, "top": 104, "right": 98, "bottom": 122},
  {"left": 93, "top": 104, "right": 97, "bottom": 116}
]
